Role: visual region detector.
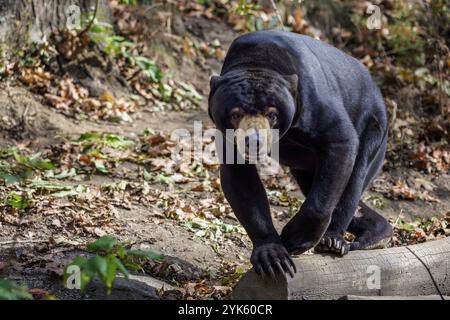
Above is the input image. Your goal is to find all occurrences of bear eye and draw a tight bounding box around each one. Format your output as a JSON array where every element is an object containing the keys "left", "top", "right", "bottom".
[
  {"left": 230, "top": 108, "right": 243, "bottom": 123},
  {"left": 266, "top": 108, "right": 279, "bottom": 123}
]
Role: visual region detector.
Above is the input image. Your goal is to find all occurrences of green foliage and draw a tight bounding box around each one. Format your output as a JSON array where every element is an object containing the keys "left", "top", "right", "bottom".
[
  {"left": 0, "top": 45, "right": 6, "bottom": 76},
  {"left": 81, "top": 6, "right": 204, "bottom": 106},
  {"left": 86, "top": 17, "right": 164, "bottom": 85},
  {"left": 196, "top": 0, "right": 212, "bottom": 5},
  {"left": 77, "top": 132, "right": 134, "bottom": 153},
  {"left": 133, "top": 56, "right": 163, "bottom": 83},
  {"left": 397, "top": 220, "right": 415, "bottom": 232},
  {"left": 86, "top": 17, "right": 133, "bottom": 55},
  {"left": 364, "top": 195, "right": 385, "bottom": 209},
  {"left": 235, "top": 0, "right": 279, "bottom": 32},
  {"left": 87, "top": 235, "right": 119, "bottom": 251},
  {"left": 176, "top": 81, "right": 204, "bottom": 105},
  {"left": 14, "top": 151, "right": 54, "bottom": 171},
  {"left": 397, "top": 217, "right": 443, "bottom": 233},
  {"left": 220, "top": 266, "right": 246, "bottom": 286},
  {"left": 415, "top": 217, "right": 440, "bottom": 231},
  {"left": 0, "top": 148, "right": 54, "bottom": 184},
  {"left": 84, "top": 16, "right": 176, "bottom": 104},
  {"left": 268, "top": 190, "right": 302, "bottom": 217},
  {"left": 26, "top": 179, "right": 89, "bottom": 198},
  {"left": 235, "top": 0, "right": 261, "bottom": 16},
  {"left": 385, "top": 21, "right": 424, "bottom": 66},
  {"left": 75, "top": 132, "right": 135, "bottom": 173},
  {"left": 119, "top": 0, "right": 137, "bottom": 5},
  {"left": 0, "top": 279, "right": 33, "bottom": 300},
  {"left": 64, "top": 236, "right": 163, "bottom": 294},
  {"left": 5, "top": 192, "right": 31, "bottom": 209},
  {"left": 182, "top": 218, "right": 245, "bottom": 240}
]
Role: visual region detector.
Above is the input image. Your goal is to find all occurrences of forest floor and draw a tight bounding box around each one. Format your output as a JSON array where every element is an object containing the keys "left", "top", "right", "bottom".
[{"left": 0, "top": 1, "right": 449, "bottom": 300}]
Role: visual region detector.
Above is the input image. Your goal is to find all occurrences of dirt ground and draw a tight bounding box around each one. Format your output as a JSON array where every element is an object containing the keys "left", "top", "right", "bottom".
[{"left": 0, "top": 5, "right": 449, "bottom": 300}]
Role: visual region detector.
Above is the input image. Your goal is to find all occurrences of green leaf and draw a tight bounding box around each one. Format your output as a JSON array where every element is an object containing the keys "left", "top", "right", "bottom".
[
  {"left": 143, "top": 128, "right": 155, "bottom": 136},
  {"left": 176, "top": 81, "right": 203, "bottom": 104},
  {"left": 128, "top": 249, "right": 164, "bottom": 261},
  {"left": 398, "top": 221, "right": 415, "bottom": 232},
  {"left": 119, "top": 0, "right": 137, "bottom": 5},
  {"left": 87, "top": 236, "right": 118, "bottom": 252},
  {"left": 64, "top": 237, "right": 163, "bottom": 295},
  {"left": 143, "top": 169, "right": 152, "bottom": 181},
  {"left": 50, "top": 189, "right": 78, "bottom": 198},
  {"left": 0, "top": 147, "right": 18, "bottom": 159},
  {"left": 13, "top": 152, "right": 28, "bottom": 164},
  {"left": 5, "top": 192, "right": 30, "bottom": 209},
  {"left": 19, "top": 167, "right": 33, "bottom": 180},
  {"left": 78, "top": 132, "right": 133, "bottom": 151},
  {"left": 78, "top": 131, "right": 101, "bottom": 142},
  {"left": 86, "top": 256, "right": 108, "bottom": 281},
  {"left": 104, "top": 255, "right": 129, "bottom": 293},
  {"left": 134, "top": 56, "right": 163, "bottom": 82},
  {"left": 122, "top": 260, "right": 142, "bottom": 272},
  {"left": 0, "top": 172, "right": 20, "bottom": 184},
  {"left": 158, "top": 174, "right": 172, "bottom": 185},
  {"left": 93, "top": 159, "right": 108, "bottom": 173},
  {"left": 12, "top": 151, "right": 54, "bottom": 174},
  {"left": 114, "top": 258, "right": 129, "bottom": 279},
  {"left": 104, "top": 255, "right": 118, "bottom": 291},
  {"left": 63, "top": 256, "right": 92, "bottom": 292},
  {"left": 28, "top": 179, "right": 63, "bottom": 190},
  {"left": 54, "top": 168, "right": 77, "bottom": 179},
  {"left": 64, "top": 256, "right": 86, "bottom": 272},
  {"left": 28, "top": 152, "right": 53, "bottom": 169},
  {"left": 0, "top": 279, "right": 33, "bottom": 300},
  {"left": 115, "top": 244, "right": 127, "bottom": 260},
  {"left": 51, "top": 184, "right": 88, "bottom": 198}
]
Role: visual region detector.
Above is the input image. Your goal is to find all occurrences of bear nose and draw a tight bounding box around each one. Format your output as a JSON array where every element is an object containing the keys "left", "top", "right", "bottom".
[{"left": 245, "top": 132, "right": 263, "bottom": 152}]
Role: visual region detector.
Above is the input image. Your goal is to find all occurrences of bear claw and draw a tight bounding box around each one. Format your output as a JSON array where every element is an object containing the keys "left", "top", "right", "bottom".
[
  {"left": 315, "top": 235, "right": 349, "bottom": 256},
  {"left": 251, "top": 243, "right": 296, "bottom": 278}
]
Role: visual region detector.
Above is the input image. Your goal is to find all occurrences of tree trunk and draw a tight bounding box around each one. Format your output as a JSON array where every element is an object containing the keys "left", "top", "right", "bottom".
[
  {"left": 232, "top": 237, "right": 450, "bottom": 300},
  {"left": 0, "top": 0, "right": 109, "bottom": 52}
]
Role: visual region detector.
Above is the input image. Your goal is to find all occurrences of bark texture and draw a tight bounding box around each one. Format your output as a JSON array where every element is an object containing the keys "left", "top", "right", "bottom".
[{"left": 0, "top": 0, "right": 109, "bottom": 48}]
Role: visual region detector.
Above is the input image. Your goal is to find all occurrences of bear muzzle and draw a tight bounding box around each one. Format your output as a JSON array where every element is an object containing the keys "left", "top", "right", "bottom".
[{"left": 236, "top": 115, "right": 273, "bottom": 162}]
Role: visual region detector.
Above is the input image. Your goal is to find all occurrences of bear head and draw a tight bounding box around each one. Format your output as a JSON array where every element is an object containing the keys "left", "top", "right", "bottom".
[{"left": 208, "top": 68, "right": 298, "bottom": 161}]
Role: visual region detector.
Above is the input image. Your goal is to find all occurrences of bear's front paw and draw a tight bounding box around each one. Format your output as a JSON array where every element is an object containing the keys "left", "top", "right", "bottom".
[{"left": 251, "top": 243, "right": 296, "bottom": 278}]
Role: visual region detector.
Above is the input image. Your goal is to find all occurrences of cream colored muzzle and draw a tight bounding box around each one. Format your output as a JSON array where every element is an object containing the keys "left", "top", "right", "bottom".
[{"left": 235, "top": 115, "right": 273, "bottom": 162}]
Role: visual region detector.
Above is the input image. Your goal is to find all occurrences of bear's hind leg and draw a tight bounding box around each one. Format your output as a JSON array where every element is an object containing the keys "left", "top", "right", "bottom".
[
  {"left": 315, "top": 129, "right": 386, "bottom": 255},
  {"left": 348, "top": 201, "right": 393, "bottom": 250}
]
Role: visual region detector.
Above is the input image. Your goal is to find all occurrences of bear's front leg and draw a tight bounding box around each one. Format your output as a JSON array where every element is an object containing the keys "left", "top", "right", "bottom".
[
  {"left": 220, "top": 164, "right": 296, "bottom": 278},
  {"left": 281, "top": 141, "right": 357, "bottom": 255}
]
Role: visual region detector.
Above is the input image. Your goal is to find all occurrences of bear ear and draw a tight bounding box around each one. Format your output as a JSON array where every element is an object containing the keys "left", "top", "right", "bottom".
[
  {"left": 283, "top": 74, "right": 298, "bottom": 96},
  {"left": 208, "top": 75, "right": 222, "bottom": 123},
  {"left": 209, "top": 75, "right": 222, "bottom": 95}
]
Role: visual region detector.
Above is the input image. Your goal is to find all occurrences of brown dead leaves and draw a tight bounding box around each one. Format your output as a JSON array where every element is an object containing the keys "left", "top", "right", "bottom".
[
  {"left": 17, "top": 58, "right": 140, "bottom": 123},
  {"left": 373, "top": 173, "right": 440, "bottom": 203},
  {"left": 45, "top": 77, "right": 139, "bottom": 122},
  {"left": 390, "top": 212, "right": 450, "bottom": 247},
  {"left": 45, "top": 77, "right": 89, "bottom": 112},
  {"left": 390, "top": 179, "right": 439, "bottom": 202},
  {"left": 19, "top": 67, "right": 52, "bottom": 88},
  {"left": 51, "top": 29, "right": 90, "bottom": 61},
  {"left": 0, "top": 184, "right": 121, "bottom": 242},
  {"left": 411, "top": 143, "right": 450, "bottom": 174}
]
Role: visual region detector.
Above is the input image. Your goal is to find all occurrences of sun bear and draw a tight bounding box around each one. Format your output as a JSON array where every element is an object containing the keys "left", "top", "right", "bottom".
[{"left": 208, "top": 30, "right": 393, "bottom": 278}]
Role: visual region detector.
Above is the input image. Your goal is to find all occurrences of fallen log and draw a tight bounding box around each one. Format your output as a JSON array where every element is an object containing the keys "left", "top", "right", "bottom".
[{"left": 232, "top": 237, "right": 450, "bottom": 300}]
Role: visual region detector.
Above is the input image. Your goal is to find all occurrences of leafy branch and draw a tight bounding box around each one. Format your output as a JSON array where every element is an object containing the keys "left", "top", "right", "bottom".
[{"left": 64, "top": 236, "right": 164, "bottom": 294}]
